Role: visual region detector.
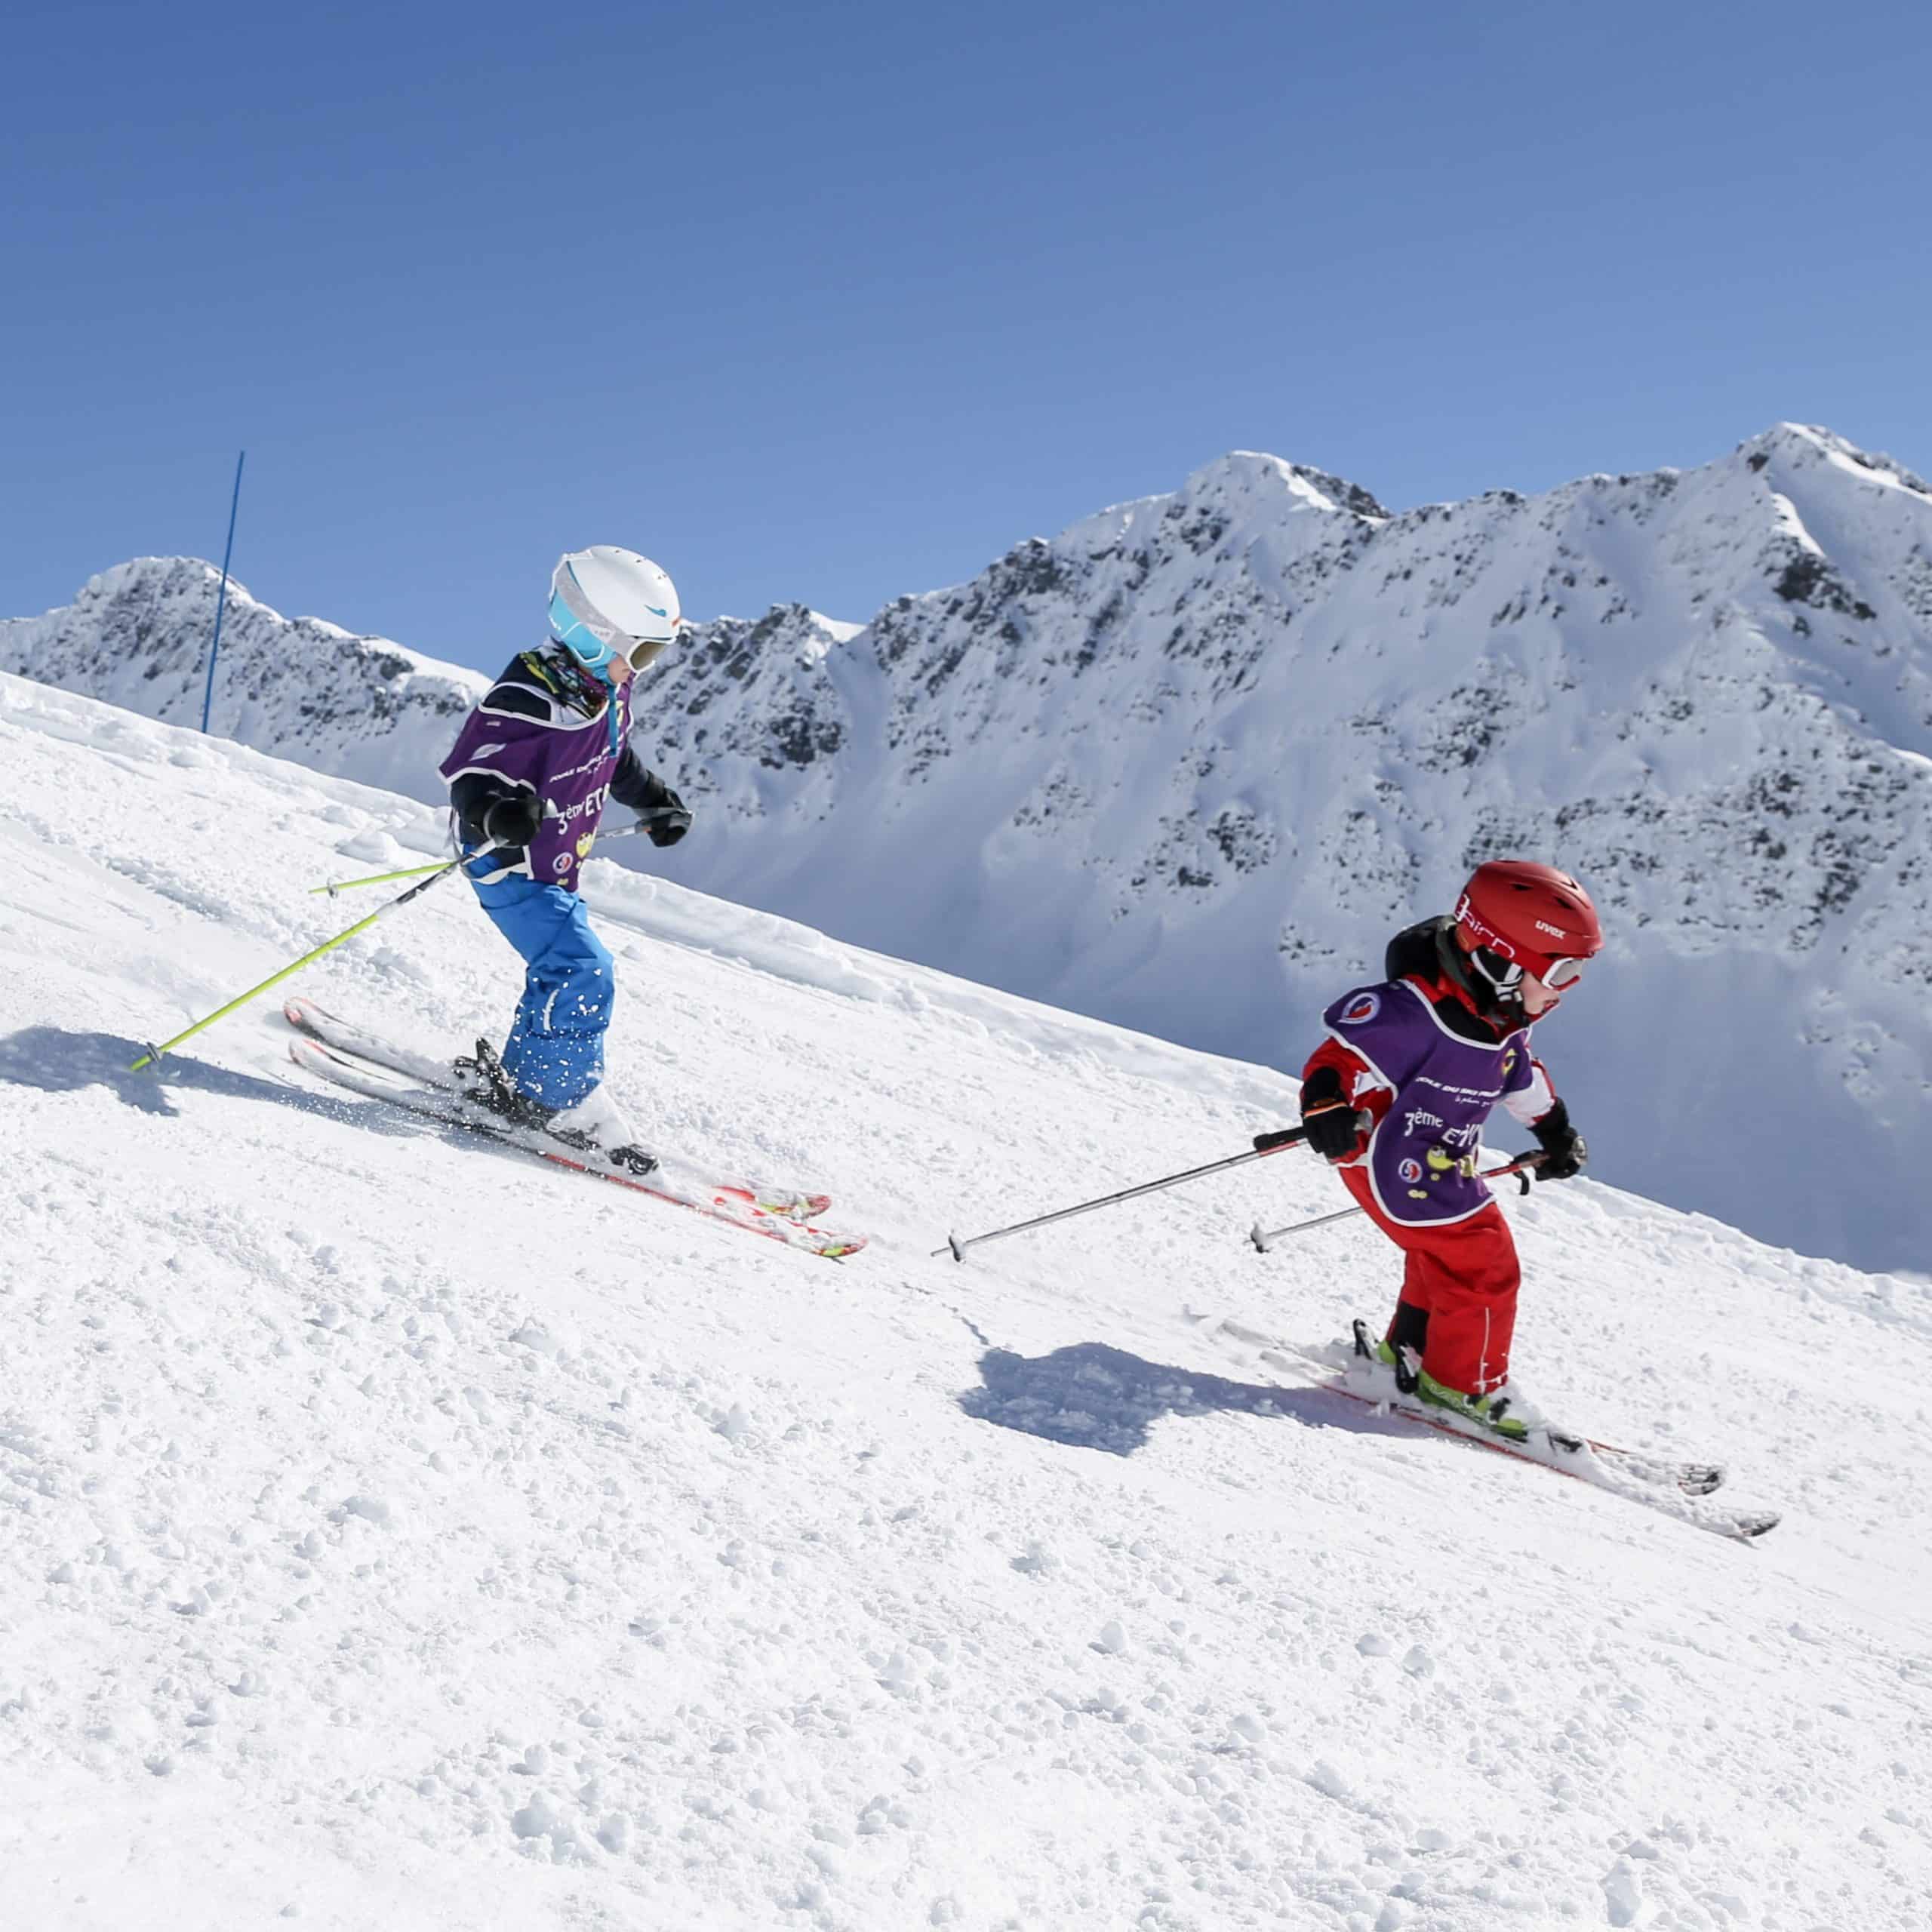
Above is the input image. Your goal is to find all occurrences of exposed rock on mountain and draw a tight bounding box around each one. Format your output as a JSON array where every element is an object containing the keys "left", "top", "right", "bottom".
[{"left": 8, "top": 424, "right": 1929, "bottom": 1269}]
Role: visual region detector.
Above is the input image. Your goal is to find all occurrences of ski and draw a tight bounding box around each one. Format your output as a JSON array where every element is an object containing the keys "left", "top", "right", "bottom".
[
  {"left": 283, "top": 995, "right": 837, "bottom": 1224},
  {"left": 1190, "top": 1312, "right": 1777, "bottom": 1543},
  {"left": 286, "top": 1030, "right": 866, "bottom": 1261},
  {"left": 1207, "top": 1314, "right": 1724, "bottom": 1496}
]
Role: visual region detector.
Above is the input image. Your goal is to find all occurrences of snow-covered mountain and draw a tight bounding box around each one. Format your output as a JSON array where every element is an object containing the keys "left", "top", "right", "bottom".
[
  {"left": 4, "top": 669, "right": 1930, "bottom": 1930},
  {"left": 8, "top": 423, "right": 1930, "bottom": 1272},
  {"left": 0, "top": 555, "right": 490, "bottom": 801}
]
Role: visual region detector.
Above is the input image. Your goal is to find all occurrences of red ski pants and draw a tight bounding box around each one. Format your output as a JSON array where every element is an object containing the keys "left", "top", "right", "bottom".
[{"left": 1339, "top": 1167, "right": 1520, "bottom": 1395}]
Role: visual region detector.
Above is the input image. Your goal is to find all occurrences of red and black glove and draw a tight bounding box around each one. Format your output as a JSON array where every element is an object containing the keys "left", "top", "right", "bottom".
[
  {"left": 1531, "top": 1100, "right": 1587, "bottom": 1180},
  {"left": 1297, "top": 1063, "right": 1365, "bottom": 1162}
]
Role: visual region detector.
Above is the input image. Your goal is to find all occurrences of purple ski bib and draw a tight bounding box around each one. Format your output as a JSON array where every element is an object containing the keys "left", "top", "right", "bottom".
[
  {"left": 1324, "top": 980, "right": 1534, "bottom": 1227},
  {"left": 439, "top": 669, "right": 633, "bottom": 892}
]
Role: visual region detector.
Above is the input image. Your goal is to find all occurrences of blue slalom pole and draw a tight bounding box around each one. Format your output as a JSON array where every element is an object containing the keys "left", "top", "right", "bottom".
[{"left": 200, "top": 449, "right": 247, "bottom": 734}]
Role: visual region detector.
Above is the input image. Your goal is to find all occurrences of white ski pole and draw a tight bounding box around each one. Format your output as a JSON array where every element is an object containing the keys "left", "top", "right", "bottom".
[
  {"left": 937, "top": 1130, "right": 1308, "bottom": 1262},
  {"left": 1248, "top": 1152, "right": 1546, "bottom": 1253}
]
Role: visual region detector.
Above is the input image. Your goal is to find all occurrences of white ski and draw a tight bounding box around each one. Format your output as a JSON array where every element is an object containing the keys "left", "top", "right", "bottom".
[
  {"left": 285, "top": 1001, "right": 865, "bottom": 1260},
  {"left": 1188, "top": 1312, "right": 1778, "bottom": 1543}
]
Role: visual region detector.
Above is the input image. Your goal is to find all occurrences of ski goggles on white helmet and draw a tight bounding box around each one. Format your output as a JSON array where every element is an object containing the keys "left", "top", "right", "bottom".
[
  {"left": 549, "top": 549, "right": 682, "bottom": 675},
  {"left": 548, "top": 586, "right": 675, "bottom": 672}
]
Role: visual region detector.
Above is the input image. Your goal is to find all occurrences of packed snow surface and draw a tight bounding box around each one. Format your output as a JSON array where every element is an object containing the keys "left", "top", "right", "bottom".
[
  {"left": 7, "top": 423, "right": 1931, "bottom": 1274},
  {"left": 3, "top": 672, "right": 1930, "bottom": 1929}
]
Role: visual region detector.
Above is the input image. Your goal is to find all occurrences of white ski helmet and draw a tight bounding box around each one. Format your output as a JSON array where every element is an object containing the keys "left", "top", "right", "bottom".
[{"left": 549, "top": 546, "right": 681, "bottom": 675}]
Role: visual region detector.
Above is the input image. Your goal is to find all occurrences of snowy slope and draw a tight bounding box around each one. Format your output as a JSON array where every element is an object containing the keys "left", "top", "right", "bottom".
[
  {"left": 7, "top": 422, "right": 1930, "bottom": 1274},
  {"left": 4, "top": 672, "right": 1931, "bottom": 1932}
]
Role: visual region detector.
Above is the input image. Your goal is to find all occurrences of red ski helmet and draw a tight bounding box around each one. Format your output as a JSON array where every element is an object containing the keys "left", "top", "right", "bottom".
[{"left": 1454, "top": 860, "right": 1603, "bottom": 995}]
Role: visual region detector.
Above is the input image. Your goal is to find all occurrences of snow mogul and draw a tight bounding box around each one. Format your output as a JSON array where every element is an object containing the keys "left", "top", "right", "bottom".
[
  {"left": 1275, "top": 861, "right": 1600, "bottom": 1439},
  {"left": 436, "top": 546, "right": 692, "bottom": 1176}
]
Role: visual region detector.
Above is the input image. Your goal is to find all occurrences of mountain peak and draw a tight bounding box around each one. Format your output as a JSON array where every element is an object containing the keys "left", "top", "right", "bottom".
[
  {"left": 1177, "top": 450, "right": 1390, "bottom": 525},
  {"left": 1734, "top": 422, "right": 1932, "bottom": 498},
  {"left": 8, "top": 426, "right": 1932, "bottom": 1271}
]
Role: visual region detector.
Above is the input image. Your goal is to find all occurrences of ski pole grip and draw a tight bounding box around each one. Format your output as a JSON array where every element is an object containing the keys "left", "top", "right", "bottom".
[{"left": 1251, "top": 1127, "right": 1308, "bottom": 1154}]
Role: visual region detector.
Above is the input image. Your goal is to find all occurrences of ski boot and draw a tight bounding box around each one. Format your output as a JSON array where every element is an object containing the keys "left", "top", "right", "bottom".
[
  {"left": 544, "top": 1084, "right": 660, "bottom": 1179},
  {"left": 454, "top": 1041, "right": 659, "bottom": 1178},
  {"left": 1374, "top": 1337, "right": 1421, "bottom": 1392},
  {"left": 454, "top": 1038, "right": 552, "bottom": 1128},
  {"left": 1349, "top": 1323, "right": 1537, "bottom": 1441},
  {"left": 1364, "top": 1303, "right": 1427, "bottom": 1395},
  {"left": 1414, "top": 1368, "right": 1542, "bottom": 1443}
]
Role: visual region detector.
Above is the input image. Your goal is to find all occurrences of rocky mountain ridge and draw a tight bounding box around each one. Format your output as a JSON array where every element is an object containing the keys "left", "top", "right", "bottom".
[{"left": 8, "top": 422, "right": 1929, "bottom": 1269}]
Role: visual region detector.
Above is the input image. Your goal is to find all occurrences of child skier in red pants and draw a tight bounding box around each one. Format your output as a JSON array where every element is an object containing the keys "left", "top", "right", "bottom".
[{"left": 1278, "top": 861, "right": 1600, "bottom": 1438}]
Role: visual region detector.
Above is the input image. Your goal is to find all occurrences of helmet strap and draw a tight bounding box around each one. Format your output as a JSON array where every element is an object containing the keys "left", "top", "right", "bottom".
[{"left": 1435, "top": 919, "right": 1521, "bottom": 1026}]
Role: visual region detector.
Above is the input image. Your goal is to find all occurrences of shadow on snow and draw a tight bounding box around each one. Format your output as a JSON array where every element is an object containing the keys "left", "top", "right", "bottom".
[
  {"left": 961, "top": 1341, "right": 1412, "bottom": 1457},
  {"left": 0, "top": 1026, "right": 410, "bottom": 1135}
]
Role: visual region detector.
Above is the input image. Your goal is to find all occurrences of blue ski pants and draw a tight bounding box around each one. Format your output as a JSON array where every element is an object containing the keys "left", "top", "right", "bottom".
[{"left": 466, "top": 870, "right": 614, "bottom": 1110}]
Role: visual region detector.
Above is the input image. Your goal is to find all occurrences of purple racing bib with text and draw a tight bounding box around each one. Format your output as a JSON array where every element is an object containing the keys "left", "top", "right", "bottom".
[{"left": 1324, "top": 980, "right": 1533, "bottom": 1226}]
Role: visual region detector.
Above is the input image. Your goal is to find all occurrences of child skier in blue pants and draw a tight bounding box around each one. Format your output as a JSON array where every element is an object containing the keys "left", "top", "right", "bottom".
[{"left": 437, "top": 545, "right": 692, "bottom": 1174}]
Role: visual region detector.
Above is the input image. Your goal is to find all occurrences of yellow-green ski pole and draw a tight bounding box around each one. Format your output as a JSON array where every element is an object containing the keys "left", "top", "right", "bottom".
[
  {"left": 130, "top": 855, "right": 483, "bottom": 1072},
  {"left": 307, "top": 817, "right": 654, "bottom": 896},
  {"left": 309, "top": 860, "right": 449, "bottom": 897}
]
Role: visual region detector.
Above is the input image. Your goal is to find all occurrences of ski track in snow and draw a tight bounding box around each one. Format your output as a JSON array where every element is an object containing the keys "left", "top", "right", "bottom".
[{"left": 2, "top": 672, "right": 1930, "bottom": 1930}]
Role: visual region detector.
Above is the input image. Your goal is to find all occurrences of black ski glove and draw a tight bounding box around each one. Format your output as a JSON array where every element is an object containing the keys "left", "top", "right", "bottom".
[
  {"left": 638, "top": 782, "right": 692, "bottom": 848},
  {"left": 481, "top": 792, "right": 543, "bottom": 852},
  {"left": 1531, "top": 1100, "right": 1588, "bottom": 1181},
  {"left": 1297, "top": 1064, "right": 1366, "bottom": 1162},
  {"left": 1303, "top": 1105, "right": 1364, "bottom": 1162}
]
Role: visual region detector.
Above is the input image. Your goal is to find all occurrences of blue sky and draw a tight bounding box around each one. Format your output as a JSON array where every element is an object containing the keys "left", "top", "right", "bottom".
[{"left": 4, "top": 0, "right": 1927, "bottom": 673}]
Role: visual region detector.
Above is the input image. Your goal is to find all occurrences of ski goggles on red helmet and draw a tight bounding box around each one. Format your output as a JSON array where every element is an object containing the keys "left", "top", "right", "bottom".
[{"left": 1469, "top": 946, "right": 1588, "bottom": 993}]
